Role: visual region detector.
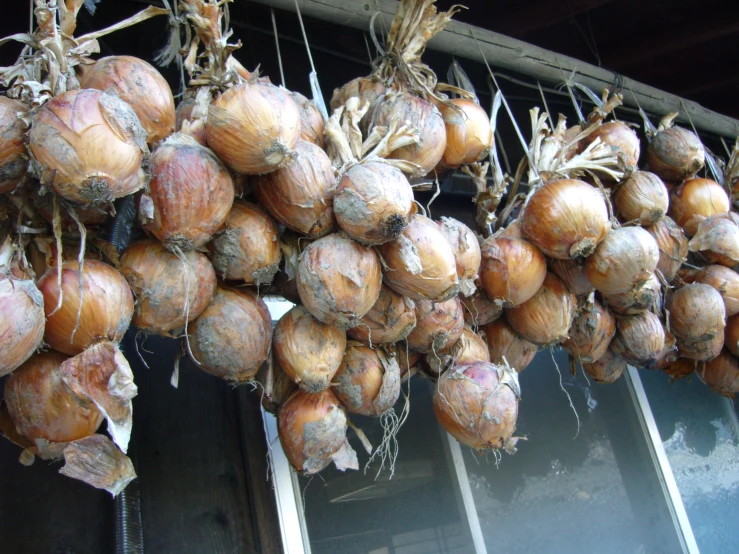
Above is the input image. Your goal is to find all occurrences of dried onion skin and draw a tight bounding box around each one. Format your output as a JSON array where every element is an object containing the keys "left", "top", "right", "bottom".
[
  {"left": 582, "top": 122, "right": 640, "bottom": 178},
  {"left": 334, "top": 343, "right": 400, "bottom": 417},
  {"left": 347, "top": 285, "right": 416, "bottom": 345},
  {"left": 549, "top": 258, "right": 595, "bottom": 297},
  {"left": 407, "top": 297, "right": 465, "bottom": 354},
  {"left": 461, "top": 287, "right": 503, "bottom": 327},
  {"left": 0, "top": 268, "right": 45, "bottom": 377},
  {"left": 481, "top": 317, "right": 538, "bottom": 372},
  {"left": 647, "top": 126, "right": 705, "bottom": 181},
  {"left": 688, "top": 214, "right": 739, "bottom": 267},
  {"left": 562, "top": 299, "right": 616, "bottom": 364},
  {"left": 697, "top": 349, "right": 739, "bottom": 398},
  {"left": 725, "top": 314, "right": 739, "bottom": 357},
  {"left": 437, "top": 217, "right": 481, "bottom": 297},
  {"left": 646, "top": 216, "right": 688, "bottom": 282},
  {"left": 438, "top": 99, "right": 492, "bottom": 168},
  {"left": 682, "top": 265, "right": 739, "bottom": 317},
  {"left": 0, "top": 96, "right": 28, "bottom": 193},
  {"left": 604, "top": 273, "right": 661, "bottom": 315},
  {"left": 424, "top": 325, "right": 490, "bottom": 377},
  {"left": 290, "top": 91, "right": 325, "bottom": 149},
  {"left": 668, "top": 283, "right": 726, "bottom": 349},
  {"left": 480, "top": 236, "right": 546, "bottom": 307},
  {"left": 582, "top": 348, "right": 628, "bottom": 384}
]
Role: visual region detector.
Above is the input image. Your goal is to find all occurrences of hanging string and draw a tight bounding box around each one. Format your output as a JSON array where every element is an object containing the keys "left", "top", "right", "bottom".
[
  {"left": 270, "top": 8, "right": 286, "bottom": 87},
  {"left": 293, "top": 0, "right": 328, "bottom": 120},
  {"left": 680, "top": 97, "right": 721, "bottom": 183},
  {"left": 537, "top": 80, "right": 554, "bottom": 130},
  {"left": 173, "top": 0, "right": 185, "bottom": 98}
]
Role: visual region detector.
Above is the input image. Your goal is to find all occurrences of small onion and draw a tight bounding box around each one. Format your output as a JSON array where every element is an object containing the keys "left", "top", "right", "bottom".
[
  {"left": 407, "top": 297, "right": 465, "bottom": 354},
  {"left": 583, "top": 226, "right": 659, "bottom": 295},
  {"left": 433, "top": 361, "right": 520, "bottom": 452},
  {"left": 688, "top": 214, "right": 739, "bottom": 267},
  {"left": 505, "top": 273, "right": 574, "bottom": 346},
  {"left": 438, "top": 99, "right": 492, "bottom": 168},
  {"left": 461, "top": 287, "right": 503, "bottom": 327},
  {"left": 347, "top": 285, "right": 416, "bottom": 345},
  {"left": 424, "top": 325, "right": 490, "bottom": 377},
  {"left": 206, "top": 81, "right": 300, "bottom": 174},
  {"left": 378, "top": 215, "right": 460, "bottom": 302},
  {"left": 254, "top": 140, "right": 336, "bottom": 238},
  {"left": 481, "top": 317, "right": 538, "bottom": 372},
  {"left": 273, "top": 305, "right": 347, "bottom": 392},
  {"left": 725, "top": 314, "right": 739, "bottom": 357},
  {"left": 480, "top": 236, "right": 547, "bottom": 307},
  {"left": 334, "top": 161, "right": 414, "bottom": 245},
  {"left": 119, "top": 239, "right": 216, "bottom": 335},
  {"left": 646, "top": 216, "right": 688, "bottom": 281},
  {"left": 28, "top": 89, "right": 147, "bottom": 205},
  {"left": 38, "top": 260, "right": 134, "bottom": 356},
  {"left": 668, "top": 178, "right": 730, "bottom": 237},
  {"left": 647, "top": 126, "right": 705, "bottom": 181},
  {"left": 290, "top": 91, "right": 325, "bottom": 149},
  {"left": 549, "top": 258, "right": 595, "bottom": 297},
  {"left": 582, "top": 348, "right": 627, "bottom": 384},
  {"left": 668, "top": 283, "right": 726, "bottom": 345},
  {"left": 207, "top": 201, "right": 281, "bottom": 285},
  {"left": 682, "top": 265, "right": 739, "bottom": 317},
  {"left": 613, "top": 171, "right": 669, "bottom": 224},
  {"left": 0, "top": 96, "right": 28, "bottom": 193},
  {"left": 521, "top": 179, "right": 610, "bottom": 259},
  {"left": 297, "top": 233, "right": 382, "bottom": 329},
  {"left": 334, "top": 343, "right": 400, "bottom": 417},
  {"left": 581, "top": 121, "right": 640, "bottom": 179},
  {"left": 610, "top": 311, "right": 666, "bottom": 368},
  {"left": 189, "top": 286, "right": 272, "bottom": 382},
  {"left": 437, "top": 217, "right": 481, "bottom": 297},
  {"left": 562, "top": 299, "right": 616, "bottom": 363},
  {"left": 604, "top": 273, "right": 662, "bottom": 315},
  {"left": 697, "top": 349, "right": 739, "bottom": 397},
  {"left": 78, "top": 55, "right": 176, "bottom": 146}
]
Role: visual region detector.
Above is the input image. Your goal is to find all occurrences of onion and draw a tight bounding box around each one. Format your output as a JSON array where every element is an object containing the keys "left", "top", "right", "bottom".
[
  {"left": 330, "top": 76, "right": 387, "bottom": 117},
  {"left": 28, "top": 89, "right": 148, "bottom": 205},
  {"left": 34, "top": 188, "right": 109, "bottom": 229},
  {"left": 378, "top": 215, "right": 460, "bottom": 302},
  {"left": 688, "top": 214, "right": 739, "bottom": 267},
  {"left": 647, "top": 125, "right": 705, "bottom": 181},
  {"left": 407, "top": 296, "right": 465, "bottom": 354},
  {"left": 582, "top": 348, "right": 627, "bottom": 384},
  {"left": 254, "top": 140, "right": 336, "bottom": 238},
  {"left": 549, "top": 258, "right": 595, "bottom": 297},
  {"left": 207, "top": 201, "right": 281, "bottom": 285},
  {"left": 682, "top": 265, "right": 739, "bottom": 316},
  {"left": 0, "top": 96, "right": 28, "bottom": 193},
  {"left": 500, "top": 219, "right": 523, "bottom": 238},
  {"left": 668, "top": 178, "right": 730, "bottom": 237},
  {"left": 505, "top": 272, "right": 574, "bottom": 346},
  {"left": 481, "top": 317, "right": 538, "bottom": 372},
  {"left": 604, "top": 273, "right": 661, "bottom": 315},
  {"left": 394, "top": 342, "right": 423, "bottom": 377},
  {"left": 646, "top": 216, "right": 688, "bottom": 281},
  {"left": 119, "top": 239, "right": 216, "bottom": 335},
  {"left": 433, "top": 361, "right": 520, "bottom": 452},
  {"left": 290, "top": 91, "right": 325, "bottom": 149},
  {"left": 277, "top": 388, "right": 357, "bottom": 474},
  {"left": 424, "top": 325, "right": 490, "bottom": 377},
  {"left": 256, "top": 356, "right": 297, "bottom": 415},
  {"left": 273, "top": 305, "right": 346, "bottom": 392},
  {"left": 297, "top": 233, "right": 382, "bottom": 329},
  {"left": 175, "top": 90, "right": 206, "bottom": 145},
  {"left": 562, "top": 299, "right": 616, "bottom": 363},
  {"left": 189, "top": 286, "right": 272, "bottom": 382},
  {"left": 461, "top": 287, "right": 503, "bottom": 327},
  {"left": 655, "top": 330, "right": 678, "bottom": 370},
  {"left": 583, "top": 226, "right": 659, "bottom": 295},
  {"left": 436, "top": 217, "right": 481, "bottom": 297},
  {"left": 679, "top": 333, "right": 724, "bottom": 362},
  {"left": 205, "top": 81, "right": 300, "bottom": 174},
  {"left": 697, "top": 349, "right": 739, "bottom": 397},
  {"left": 581, "top": 121, "right": 640, "bottom": 178},
  {"left": 725, "top": 314, "right": 739, "bottom": 357},
  {"left": 668, "top": 282, "right": 726, "bottom": 347},
  {"left": 347, "top": 285, "right": 416, "bottom": 345},
  {"left": 610, "top": 311, "right": 665, "bottom": 368},
  {"left": 334, "top": 343, "right": 400, "bottom": 416},
  {"left": 521, "top": 179, "right": 610, "bottom": 259},
  {"left": 140, "top": 133, "right": 234, "bottom": 251},
  {"left": 438, "top": 99, "right": 492, "bottom": 168},
  {"left": 661, "top": 357, "right": 697, "bottom": 380},
  {"left": 38, "top": 260, "right": 133, "bottom": 356},
  {"left": 480, "top": 236, "right": 547, "bottom": 307},
  {"left": 613, "top": 171, "right": 669, "bottom": 224},
  {"left": 334, "top": 161, "right": 414, "bottom": 245},
  {"left": 78, "top": 55, "right": 176, "bottom": 146}
]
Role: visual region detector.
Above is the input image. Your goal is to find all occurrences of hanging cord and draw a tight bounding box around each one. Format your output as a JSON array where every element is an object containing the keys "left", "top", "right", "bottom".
[
  {"left": 173, "top": 0, "right": 185, "bottom": 97},
  {"left": 537, "top": 80, "right": 554, "bottom": 130},
  {"left": 293, "top": 0, "right": 328, "bottom": 120},
  {"left": 270, "top": 8, "right": 285, "bottom": 87}
]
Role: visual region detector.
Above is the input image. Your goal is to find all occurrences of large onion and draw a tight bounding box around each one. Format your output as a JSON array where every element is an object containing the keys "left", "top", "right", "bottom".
[
  {"left": 438, "top": 99, "right": 492, "bottom": 168},
  {"left": 581, "top": 121, "right": 640, "bottom": 178},
  {"left": 668, "top": 283, "right": 726, "bottom": 348},
  {"left": 347, "top": 285, "right": 416, "bottom": 345},
  {"left": 584, "top": 226, "right": 659, "bottom": 295},
  {"left": 647, "top": 125, "right": 705, "bottom": 181},
  {"left": 433, "top": 361, "right": 520, "bottom": 452},
  {"left": 480, "top": 236, "right": 546, "bottom": 307},
  {"left": 562, "top": 299, "right": 616, "bottom": 363},
  {"left": 28, "top": 89, "right": 147, "bottom": 205},
  {"left": 78, "top": 55, "right": 175, "bottom": 146},
  {"left": 646, "top": 216, "right": 688, "bottom": 281},
  {"left": 679, "top": 333, "right": 724, "bottom": 362},
  {"left": 119, "top": 239, "right": 216, "bottom": 335},
  {"left": 582, "top": 348, "right": 627, "bottom": 384},
  {"left": 437, "top": 217, "right": 481, "bottom": 297},
  {"left": 290, "top": 91, "right": 325, "bottom": 149},
  {"left": 334, "top": 343, "right": 400, "bottom": 417},
  {"left": 481, "top": 317, "right": 538, "bottom": 372},
  {"left": 424, "top": 325, "right": 490, "bottom": 377},
  {"left": 610, "top": 311, "right": 665, "bottom": 368},
  {"left": 407, "top": 297, "right": 465, "bottom": 354},
  {"left": 521, "top": 179, "right": 610, "bottom": 259},
  {"left": 38, "top": 260, "right": 133, "bottom": 356},
  {"left": 0, "top": 96, "right": 28, "bottom": 193},
  {"left": 273, "top": 305, "right": 346, "bottom": 392},
  {"left": 505, "top": 272, "right": 574, "bottom": 346},
  {"left": 206, "top": 81, "right": 300, "bottom": 174},
  {"left": 725, "top": 314, "right": 739, "bottom": 357},
  {"left": 297, "top": 233, "right": 382, "bottom": 329},
  {"left": 549, "top": 258, "right": 595, "bottom": 297},
  {"left": 461, "top": 287, "right": 503, "bottom": 327},
  {"left": 697, "top": 349, "right": 739, "bottom": 397},
  {"left": 604, "top": 272, "right": 661, "bottom": 315},
  {"left": 668, "top": 178, "right": 730, "bottom": 237},
  {"left": 688, "top": 214, "right": 739, "bottom": 267},
  {"left": 682, "top": 265, "right": 739, "bottom": 317},
  {"left": 613, "top": 171, "right": 669, "bottom": 224}
]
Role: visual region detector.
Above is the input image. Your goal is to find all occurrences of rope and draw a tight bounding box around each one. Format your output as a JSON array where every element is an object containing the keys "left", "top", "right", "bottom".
[
  {"left": 293, "top": 0, "right": 328, "bottom": 119},
  {"left": 270, "top": 8, "right": 285, "bottom": 87}
]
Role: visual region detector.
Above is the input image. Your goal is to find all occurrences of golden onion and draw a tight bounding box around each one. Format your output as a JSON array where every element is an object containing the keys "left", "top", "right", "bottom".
[
  {"left": 438, "top": 99, "right": 492, "bottom": 168},
  {"left": 646, "top": 216, "right": 688, "bottom": 281},
  {"left": 549, "top": 258, "right": 595, "bottom": 297},
  {"left": 697, "top": 349, "right": 739, "bottom": 398},
  {"left": 334, "top": 343, "right": 400, "bottom": 417},
  {"left": 562, "top": 299, "right": 616, "bottom": 363},
  {"left": 407, "top": 297, "right": 465, "bottom": 354},
  {"left": 613, "top": 171, "right": 669, "bottom": 224},
  {"left": 668, "top": 282, "right": 726, "bottom": 347},
  {"left": 461, "top": 286, "right": 503, "bottom": 327},
  {"left": 256, "top": 356, "right": 297, "bottom": 415},
  {"left": 481, "top": 317, "right": 538, "bottom": 372},
  {"left": 604, "top": 272, "right": 661, "bottom": 315},
  {"left": 347, "top": 285, "right": 416, "bottom": 345},
  {"left": 581, "top": 121, "right": 640, "bottom": 180},
  {"left": 679, "top": 333, "right": 724, "bottom": 362},
  {"left": 689, "top": 214, "right": 739, "bottom": 267},
  {"left": 480, "top": 236, "right": 546, "bottom": 307},
  {"left": 725, "top": 314, "right": 739, "bottom": 357},
  {"left": 647, "top": 125, "right": 705, "bottom": 181},
  {"left": 582, "top": 347, "right": 627, "bottom": 384},
  {"left": 682, "top": 265, "right": 739, "bottom": 317},
  {"left": 668, "top": 178, "right": 730, "bottom": 237},
  {"left": 437, "top": 217, "right": 481, "bottom": 297},
  {"left": 0, "top": 96, "right": 28, "bottom": 193},
  {"left": 611, "top": 311, "right": 665, "bottom": 368},
  {"left": 425, "top": 325, "right": 490, "bottom": 377},
  {"left": 290, "top": 91, "right": 326, "bottom": 149}
]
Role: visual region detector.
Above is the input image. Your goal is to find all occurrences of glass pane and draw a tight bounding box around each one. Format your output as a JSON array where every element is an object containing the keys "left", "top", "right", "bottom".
[{"left": 640, "top": 368, "right": 739, "bottom": 553}]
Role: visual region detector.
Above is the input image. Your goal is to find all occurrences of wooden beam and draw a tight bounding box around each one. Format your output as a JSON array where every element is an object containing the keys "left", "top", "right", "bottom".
[{"left": 488, "top": 0, "right": 617, "bottom": 38}]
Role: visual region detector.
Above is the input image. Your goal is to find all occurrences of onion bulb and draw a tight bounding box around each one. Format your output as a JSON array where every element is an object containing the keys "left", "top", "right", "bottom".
[
  {"left": 481, "top": 317, "right": 538, "bottom": 372},
  {"left": 206, "top": 81, "right": 300, "bottom": 174},
  {"left": 394, "top": 342, "right": 423, "bottom": 378},
  {"left": 480, "top": 236, "right": 546, "bottom": 307},
  {"left": 33, "top": 188, "right": 109, "bottom": 229},
  {"left": 256, "top": 356, "right": 297, "bottom": 415},
  {"left": 433, "top": 361, "right": 520, "bottom": 452},
  {"left": 679, "top": 333, "right": 724, "bottom": 362},
  {"left": 521, "top": 179, "right": 610, "bottom": 259},
  {"left": 461, "top": 287, "right": 503, "bottom": 327},
  {"left": 347, "top": 285, "right": 416, "bottom": 345},
  {"left": 189, "top": 286, "right": 272, "bottom": 382},
  {"left": 0, "top": 96, "right": 28, "bottom": 193},
  {"left": 668, "top": 283, "right": 726, "bottom": 347},
  {"left": 140, "top": 133, "right": 234, "bottom": 252},
  {"left": 334, "top": 343, "right": 400, "bottom": 416},
  {"left": 582, "top": 348, "right": 627, "bottom": 384},
  {"left": 500, "top": 219, "right": 523, "bottom": 238},
  {"left": 273, "top": 305, "right": 346, "bottom": 392},
  {"left": 646, "top": 216, "right": 688, "bottom": 281},
  {"left": 424, "top": 325, "right": 490, "bottom": 377},
  {"left": 207, "top": 201, "right": 281, "bottom": 285},
  {"left": 688, "top": 214, "right": 739, "bottom": 267},
  {"left": 584, "top": 226, "right": 659, "bottom": 295},
  {"left": 725, "top": 315, "right": 739, "bottom": 357},
  {"left": 436, "top": 217, "right": 481, "bottom": 297},
  {"left": 28, "top": 89, "right": 148, "bottom": 205},
  {"left": 78, "top": 56, "right": 176, "bottom": 146},
  {"left": 581, "top": 121, "right": 640, "bottom": 179},
  {"left": 562, "top": 299, "right": 616, "bottom": 363},
  {"left": 297, "top": 233, "right": 382, "bottom": 329},
  {"left": 660, "top": 356, "right": 697, "bottom": 380},
  {"left": 407, "top": 297, "right": 465, "bottom": 354},
  {"left": 604, "top": 273, "right": 661, "bottom": 315},
  {"left": 505, "top": 273, "right": 574, "bottom": 346},
  {"left": 290, "top": 91, "right": 325, "bottom": 149},
  {"left": 38, "top": 260, "right": 133, "bottom": 356},
  {"left": 334, "top": 161, "right": 414, "bottom": 245},
  {"left": 682, "top": 265, "right": 739, "bottom": 317},
  {"left": 254, "top": 140, "right": 336, "bottom": 238},
  {"left": 119, "top": 239, "right": 216, "bottom": 335},
  {"left": 438, "top": 99, "right": 492, "bottom": 168},
  {"left": 610, "top": 311, "right": 666, "bottom": 368},
  {"left": 647, "top": 125, "right": 705, "bottom": 181},
  {"left": 549, "top": 258, "right": 595, "bottom": 297},
  {"left": 330, "top": 76, "right": 386, "bottom": 116},
  {"left": 613, "top": 171, "right": 669, "bottom": 224},
  {"left": 378, "top": 215, "right": 460, "bottom": 302},
  {"left": 697, "top": 349, "right": 739, "bottom": 397},
  {"left": 668, "top": 178, "right": 730, "bottom": 237}
]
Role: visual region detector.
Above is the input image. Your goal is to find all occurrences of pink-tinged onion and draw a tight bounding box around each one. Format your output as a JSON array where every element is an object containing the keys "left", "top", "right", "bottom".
[
  {"left": 436, "top": 217, "right": 481, "bottom": 297},
  {"left": 481, "top": 317, "right": 538, "bottom": 372},
  {"left": 613, "top": 171, "right": 669, "bottom": 224},
  {"left": 725, "top": 315, "right": 739, "bottom": 357},
  {"left": 581, "top": 121, "right": 640, "bottom": 180},
  {"left": 438, "top": 99, "right": 492, "bottom": 168},
  {"left": 461, "top": 286, "right": 503, "bottom": 327},
  {"left": 611, "top": 311, "right": 665, "bottom": 368},
  {"left": 668, "top": 282, "right": 726, "bottom": 347},
  {"left": 0, "top": 96, "right": 28, "bottom": 193},
  {"left": 424, "top": 325, "right": 491, "bottom": 377},
  {"left": 562, "top": 299, "right": 616, "bottom": 363},
  {"left": 688, "top": 214, "right": 739, "bottom": 267},
  {"left": 480, "top": 236, "right": 546, "bottom": 307},
  {"left": 334, "top": 343, "right": 400, "bottom": 416},
  {"left": 682, "top": 265, "right": 739, "bottom": 317},
  {"left": 604, "top": 273, "right": 661, "bottom": 315},
  {"left": 583, "top": 226, "right": 659, "bottom": 295},
  {"left": 646, "top": 216, "right": 688, "bottom": 281},
  {"left": 433, "top": 361, "right": 520, "bottom": 452},
  {"left": 347, "top": 285, "right": 416, "bottom": 345},
  {"left": 582, "top": 348, "right": 627, "bottom": 384},
  {"left": 549, "top": 258, "right": 595, "bottom": 297},
  {"left": 206, "top": 81, "right": 300, "bottom": 174},
  {"left": 647, "top": 125, "right": 705, "bottom": 181},
  {"left": 28, "top": 89, "right": 148, "bottom": 205},
  {"left": 521, "top": 179, "right": 610, "bottom": 259},
  {"left": 297, "top": 233, "right": 382, "bottom": 329},
  {"left": 668, "top": 178, "right": 730, "bottom": 237},
  {"left": 697, "top": 349, "right": 739, "bottom": 398},
  {"left": 290, "top": 91, "right": 325, "bottom": 149},
  {"left": 407, "top": 297, "right": 465, "bottom": 354},
  {"left": 273, "top": 305, "right": 347, "bottom": 392},
  {"left": 119, "top": 239, "right": 216, "bottom": 335}
]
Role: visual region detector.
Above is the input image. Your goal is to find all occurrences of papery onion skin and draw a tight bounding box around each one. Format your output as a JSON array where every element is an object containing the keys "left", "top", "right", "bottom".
[
  {"left": 725, "top": 315, "right": 739, "bottom": 357},
  {"left": 647, "top": 126, "right": 705, "bottom": 181},
  {"left": 613, "top": 171, "right": 669, "bottom": 224},
  {"left": 189, "top": 286, "right": 272, "bottom": 382},
  {"left": 38, "top": 260, "right": 134, "bottom": 356},
  {"left": 256, "top": 356, "right": 297, "bottom": 415},
  {"left": 562, "top": 299, "right": 616, "bottom": 364},
  {"left": 407, "top": 297, "right": 465, "bottom": 354},
  {"left": 290, "top": 91, "right": 325, "bottom": 149},
  {"left": 583, "top": 226, "right": 659, "bottom": 295},
  {"left": 549, "top": 258, "right": 595, "bottom": 297},
  {"left": 668, "top": 283, "right": 726, "bottom": 346},
  {"left": 347, "top": 285, "right": 416, "bottom": 345},
  {"left": 424, "top": 325, "right": 490, "bottom": 377},
  {"left": 175, "top": 90, "right": 206, "bottom": 145},
  {"left": 334, "top": 344, "right": 400, "bottom": 417},
  {"left": 28, "top": 89, "right": 147, "bottom": 205},
  {"left": 119, "top": 239, "right": 216, "bottom": 334},
  {"left": 206, "top": 81, "right": 300, "bottom": 174},
  {"left": 646, "top": 216, "right": 688, "bottom": 282},
  {"left": 394, "top": 342, "right": 423, "bottom": 378},
  {"left": 679, "top": 333, "right": 725, "bottom": 362},
  {"left": 697, "top": 349, "right": 739, "bottom": 398},
  {"left": 481, "top": 317, "right": 538, "bottom": 372},
  {"left": 521, "top": 179, "right": 610, "bottom": 259},
  {"left": 274, "top": 305, "right": 347, "bottom": 393},
  {"left": 297, "top": 233, "right": 382, "bottom": 329},
  {"left": 582, "top": 122, "right": 641, "bottom": 180},
  {"left": 34, "top": 188, "right": 109, "bottom": 229},
  {"left": 330, "top": 77, "right": 387, "bottom": 119},
  {"left": 0, "top": 272, "right": 45, "bottom": 377},
  {"left": 688, "top": 214, "right": 739, "bottom": 267},
  {"left": 582, "top": 348, "right": 627, "bottom": 384},
  {"left": 438, "top": 99, "right": 492, "bottom": 168},
  {"left": 461, "top": 287, "right": 503, "bottom": 327},
  {"left": 79, "top": 55, "right": 176, "bottom": 146},
  {"left": 604, "top": 273, "right": 661, "bottom": 315},
  {"left": 437, "top": 217, "right": 481, "bottom": 297},
  {"left": 661, "top": 356, "right": 697, "bottom": 380},
  {"left": 480, "top": 236, "right": 546, "bottom": 307},
  {"left": 611, "top": 311, "right": 666, "bottom": 368},
  {"left": 668, "top": 178, "right": 730, "bottom": 237},
  {"left": 0, "top": 96, "right": 29, "bottom": 193},
  {"left": 682, "top": 265, "right": 739, "bottom": 317}
]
